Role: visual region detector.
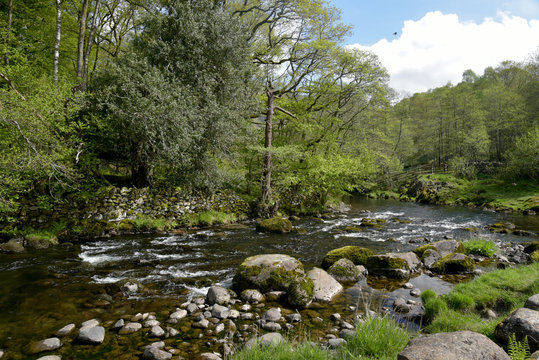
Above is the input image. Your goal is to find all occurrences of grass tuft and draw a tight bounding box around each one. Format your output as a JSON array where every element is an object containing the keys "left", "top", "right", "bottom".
[{"left": 463, "top": 239, "right": 497, "bottom": 257}]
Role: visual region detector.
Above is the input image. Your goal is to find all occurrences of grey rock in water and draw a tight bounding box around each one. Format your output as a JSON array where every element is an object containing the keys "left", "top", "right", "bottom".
[
  {"left": 495, "top": 307, "right": 539, "bottom": 352},
  {"left": 327, "top": 258, "right": 364, "bottom": 282},
  {"left": 166, "top": 327, "right": 179, "bottom": 337},
  {"left": 240, "top": 289, "right": 265, "bottom": 304},
  {"left": 36, "top": 356, "right": 62, "bottom": 360},
  {"left": 410, "top": 288, "right": 421, "bottom": 297},
  {"left": 0, "top": 349, "right": 4, "bottom": 359},
  {"left": 307, "top": 268, "right": 343, "bottom": 302},
  {"left": 142, "top": 346, "right": 172, "bottom": 360},
  {"left": 111, "top": 319, "right": 124, "bottom": 330},
  {"left": 422, "top": 249, "right": 440, "bottom": 269},
  {"left": 186, "top": 303, "right": 199, "bottom": 314},
  {"left": 193, "top": 318, "right": 210, "bottom": 329},
  {"left": 81, "top": 319, "right": 100, "bottom": 329},
  {"left": 0, "top": 238, "right": 25, "bottom": 253},
  {"left": 144, "top": 319, "right": 160, "bottom": 328},
  {"left": 340, "top": 321, "right": 354, "bottom": 330},
  {"left": 119, "top": 322, "right": 142, "bottom": 334},
  {"left": 262, "top": 307, "right": 282, "bottom": 322},
  {"left": 30, "top": 338, "right": 63, "bottom": 354},
  {"left": 212, "top": 304, "right": 230, "bottom": 319},
  {"left": 525, "top": 293, "right": 539, "bottom": 311},
  {"left": 55, "top": 323, "right": 75, "bottom": 337},
  {"left": 394, "top": 298, "right": 410, "bottom": 313},
  {"left": 207, "top": 285, "right": 231, "bottom": 306},
  {"left": 150, "top": 325, "right": 165, "bottom": 338},
  {"left": 398, "top": 331, "right": 510, "bottom": 360},
  {"left": 169, "top": 309, "right": 187, "bottom": 320},
  {"left": 199, "top": 353, "right": 222, "bottom": 360},
  {"left": 77, "top": 326, "right": 105, "bottom": 345}
]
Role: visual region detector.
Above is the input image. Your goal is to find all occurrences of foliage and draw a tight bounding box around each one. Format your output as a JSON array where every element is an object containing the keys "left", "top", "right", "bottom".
[
  {"left": 503, "top": 126, "right": 539, "bottom": 182},
  {"left": 463, "top": 239, "right": 498, "bottom": 257},
  {"left": 507, "top": 334, "right": 531, "bottom": 360}
]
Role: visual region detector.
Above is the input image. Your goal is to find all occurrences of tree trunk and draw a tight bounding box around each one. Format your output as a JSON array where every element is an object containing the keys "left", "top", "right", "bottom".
[
  {"left": 5, "top": 0, "right": 13, "bottom": 66},
  {"left": 53, "top": 0, "right": 62, "bottom": 87},
  {"left": 77, "top": 0, "right": 89, "bottom": 80},
  {"left": 262, "top": 82, "right": 274, "bottom": 204},
  {"left": 82, "top": 0, "right": 101, "bottom": 88},
  {"left": 131, "top": 163, "right": 149, "bottom": 188}
]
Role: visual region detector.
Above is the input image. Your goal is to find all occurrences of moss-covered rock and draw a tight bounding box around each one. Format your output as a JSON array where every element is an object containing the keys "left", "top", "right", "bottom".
[
  {"left": 487, "top": 222, "right": 516, "bottom": 234},
  {"left": 531, "top": 250, "right": 539, "bottom": 263},
  {"left": 327, "top": 258, "right": 363, "bottom": 282},
  {"left": 413, "top": 240, "right": 466, "bottom": 258},
  {"left": 255, "top": 217, "right": 293, "bottom": 234},
  {"left": 118, "top": 219, "right": 135, "bottom": 232},
  {"left": 287, "top": 276, "right": 314, "bottom": 308},
  {"left": 431, "top": 253, "right": 475, "bottom": 274},
  {"left": 366, "top": 252, "right": 420, "bottom": 279},
  {"left": 26, "top": 236, "right": 57, "bottom": 249},
  {"left": 0, "top": 238, "right": 25, "bottom": 253},
  {"left": 232, "top": 254, "right": 304, "bottom": 293},
  {"left": 321, "top": 246, "right": 374, "bottom": 269},
  {"left": 360, "top": 218, "right": 384, "bottom": 228},
  {"left": 392, "top": 217, "right": 412, "bottom": 224},
  {"left": 343, "top": 226, "right": 363, "bottom": 233}
]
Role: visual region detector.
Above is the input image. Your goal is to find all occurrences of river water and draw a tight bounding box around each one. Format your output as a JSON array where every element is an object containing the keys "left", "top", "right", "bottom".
[{"left": 0, "top": 198, "right": 537, "bottom": 359}]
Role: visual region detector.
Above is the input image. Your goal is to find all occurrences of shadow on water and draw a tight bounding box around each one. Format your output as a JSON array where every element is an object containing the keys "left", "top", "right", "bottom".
[{"left": 0, "top": 197, "right": 537, "bottom": 358}]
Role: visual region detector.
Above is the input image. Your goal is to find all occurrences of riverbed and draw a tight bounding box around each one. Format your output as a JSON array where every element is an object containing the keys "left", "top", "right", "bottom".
[{"left": 0, "top": 198, "right": 537, "bottom": 359}]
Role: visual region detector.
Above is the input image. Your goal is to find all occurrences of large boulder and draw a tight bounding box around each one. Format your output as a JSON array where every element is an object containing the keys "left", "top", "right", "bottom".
[
  {"left": 321, "top": 246, "right": 373, "bottom": 269},
  {"left": 232, "top": 254, "right": 304, "bottom": 293},
  {"left": 431, "top": 253, "right": 475, "bottom": 274},
  {"left": 255, "top": 217, "right": 292, "bottom": 233},
  {"left": 287, "top": 276, "right": 314, "bottom": 308},
  {"left": 367, "top": 252, "right": 420, "bottom": 279},
  {"left": 327, "top": 258, "right": 364, "bottom": 282},
  {"left": 495, "top": 307, "right": 539, "bottom": 352},
  {"left": 307, "top": 268, "right": 343, "bottom": 302},
  {"left": 421, "top": 249, "right": 440, "bottom": 269},
  {"left": 0, "top": 239, "right": 25, "bottom": 253},
  {"left": 525, "top": 294, "right": 539, "bottom": 311},
  {"left": 398, "top": 331, "right": 510, "bottom": 360},
  {"left": 413, "top": 240, "right": 465, "bottom": 259}
]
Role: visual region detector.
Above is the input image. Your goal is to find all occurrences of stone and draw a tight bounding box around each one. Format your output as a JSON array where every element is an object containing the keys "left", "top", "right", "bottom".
[
  {"left": 531, "top": 350, "right": 539, "bottom": 360},
  {"left": 414, "top": 240, "right": 466, "bottom": 258},
  {"left": 215, "top": 323, "right": 225, "bottom": 334},
  {"left": 410, "top": 289, "right": 421, "bottom": 297},
  {"left": 330, "top": 313, "right": 342, "bottom": 321},
  {"left": 142, "top": 346, "right": 173, "bottom": 360},
  {"left": 0, "top": 350, "right": 3, "bottom": 359},
  {"left": 81, "top": 319, "right": 100, "bottom": 329},
  {"left": 285, "top": 313, "right": 302, "bottom": 323},
  {"left": 36, "top": 356, "right": 62, "bottom": 360},
  {"left": 228, "top": 310, "right": 240, "bottom": 319},
  {"left": 366, "top": 252, "right": 420, "bottom": 279},
  {"left": 233, "top": 254, "right": 304, "bottom": 293},
  {"left": 199, "top": 353, "right": 222, "bottom": 360},
  {"left": 150, "top": 325, "right": 165, "bottom": 337},
  {"left": 321, "top": 246, "right": 373, "bottom": 269},
  {"left": 307, "top": 268, "right": 343, "bottom": 302},
  {"left": 327, "top": 338, "right": 347, "bottom": 348},
  {"left": 30, "top": 338, "right": 62, "bottom": 353},
  {"left": 170, "top": 309, "right": 187, "bottom": 320},
  {"left": 525, "top": 294, "right": 539, "bottom": 311},
  {"left": 212, "top": 304, "right": 230, "bottom": 319},
  {"left": 266, "top": 291, "right": 286, "bottom": 301},
  {"left": 340, "top": 321, "right": 354, "bottom": 330},
  {"left": 398, "top": 331, "right": 510, "bottom": 360},
  {"left": 393, "top": 298, "right": 410, "bottom": 313},
  {"left": 339, "top": 329, "right": 356, "bottom": 339},
  {"left": 240, "top": 312, "right": 254, "bottom": 320},
  {"left": 263, "top": 308, "right": 282, "bottom": 322},
  {"left": 0, "top": 239, "right": 25, "bottom": 253},
  {"left": 240, "top": 289, "right": 265, "bottom": 304},
  {"left": 431, "top": 253, "right": 475, "bottom": 274},
  {"left": 167, "top": 327, "right": 179, "bottom": 337},
  {"left": 262, "top": 322, "right": 282, "bottom": 331},
  {"left": 55, "top": 323, "right": 75, "bottom": 337},
  {"left": 252, "top": 332, "right": 284, "bottom": 347},
  {"left": 193, "top": 319, "right": 210, "bottom": 329},
  {"left": 207, "top": 285, "right": 231, "bottom": 306},
  {"left": 421, "top": 249, "right": 440, "bottom": 269},
  {"left": 144, "top": 319, "right": 160, "bottom": 328},
  {"left": 287, "top": 276, "right": 314, "bottom": 308},
  {"left": 111, "top": 319, "right": 124, "bottom": 330},
  {"left": 255, "top": 217, "right": 293, "bottom": 233},
  {"left": 119, "top": 322, "right": 142, "bottom": 334},
  {"left": 77, "top": 326, "right": 105, "bottom": 345},
  {"left": 186, "top": 303, "right": 199, "bottom": 314},
  {"left": 495, "top": 307, "right": 539, "bottom": 352},
  {"left": 327, "top": 258, "right": 364, "bottom": 282}
]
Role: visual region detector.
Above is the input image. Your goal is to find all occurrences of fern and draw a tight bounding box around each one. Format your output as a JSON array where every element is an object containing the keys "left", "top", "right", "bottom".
[{"left": 508, "top": 333, "right": 530, "bottom": 360}]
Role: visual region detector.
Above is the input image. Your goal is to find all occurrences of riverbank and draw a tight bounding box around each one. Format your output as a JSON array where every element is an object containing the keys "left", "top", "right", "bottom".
[{"left": 368, "top": 174, "right": 539, "bottom": 215}]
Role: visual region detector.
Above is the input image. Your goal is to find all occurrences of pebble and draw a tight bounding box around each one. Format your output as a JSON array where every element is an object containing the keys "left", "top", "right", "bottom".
[
  {"left": 339, "top": 329, "right": 356, "bottom": 339},
  {"left": 403, "top": 282, "right": 414, "bottom": 289},
  {"left": 193, "top": 319, "right": 210, "bottom": 329},
  {"left": 37, "top": 356, "right": 62, "bottom": 360},
  {"left": 186, "top": 303, "right": 199, "bottom": 314},
  {"left": 262, "top": 322, "right": 281, "bottom": 331},
  {"left": 199, "top": 353, "right": 222, "bottom": 360},
  {"left": 142, "top": 346, "right": 172, "bottom": 360},
  {"left": 327, "top": 338, "right": 347, "bottom": 348},
  {"left": 262, "top": 308, "right": 281, "bottom": 322},
  {"left": 410, "top": 289, "right": 421, "bottom": 297},
  {"left": 215, "top": 323, "right": 225, "bottom": 334},
  {"left": 212, "top": 304, "right": 230, "bottom": 319},
  {"left": 239, "top": 304, "right": 251, "bottom": 311},
  {"left": 77, "top": 326, "right": 105, "bottom": 345},
  {"left": 340, "top": 321, "right": 354, "bottom": 330},
  {"left": 81, "top": 319, "right": 100, "bottom": 329},
  {"left": 31, "top": 338, "right": 63, "bottom": 353},
  {"left": 144, "top": 319, "right": 160, "bottom": 328},
  {"left": 166, "top": 327, "right": 179, "bottom": 337},
  {"left": 240, "top": 313, "right": 254, "bottom": 320},
  {"left": 330, "top": 313, "right": 341, "bottom": 321},
  {"left": 150, "top": 325, "right": 165, "bottom": 337},
  {"left": 169, "top": 310, "right": 187, "bottom": 320},
  {"left": 132, "top": 313, "right": 143, "bottom": 321},
  {"left": 119, "top": 322, "right": 142, "bottom": 334},
  {"left": 112, "top": 319, "right": 125, "bottom": 330},
  {"left": 55, "top": 323, "right": 75, "bottom": 337},
  {"left": 228, "top": 310, "right": 240, "bottom": 319},
  {"left": 285, "top": 313, "right": 302, "bottom": 323}
]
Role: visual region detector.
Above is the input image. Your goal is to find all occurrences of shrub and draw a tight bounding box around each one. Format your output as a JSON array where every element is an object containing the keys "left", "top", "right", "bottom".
[{"left": 463, "top": 239, "right": 497, "bottom": 257}]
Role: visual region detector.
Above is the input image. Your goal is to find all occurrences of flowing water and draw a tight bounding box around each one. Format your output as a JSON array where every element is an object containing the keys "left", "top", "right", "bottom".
[{"left": 0, "top": 198, "right": 537, "bottom": 359}]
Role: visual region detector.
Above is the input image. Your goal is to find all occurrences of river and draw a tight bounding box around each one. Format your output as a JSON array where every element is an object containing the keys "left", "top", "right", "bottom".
[{"left": 0, "top": 198, "right": 537, "bottom": 359}]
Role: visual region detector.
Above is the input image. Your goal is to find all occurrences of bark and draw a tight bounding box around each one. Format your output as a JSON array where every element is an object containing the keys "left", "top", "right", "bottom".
[
  {"left": 261, "top": 82, "right": 275, "bottom": 204},
  {"left": 77, "top": 0, "right": 90, "bottom": 79},
  {"left": 5, "top": 0, "right": 13, "bottom": 66},
  {"left": 131, "top": 163, "right": 149, "bottom": 188},
  {"left": 54, "top": 0, "right": 62, "bottom": 87},
  {"left": 82, "top": 0, "right": 101, "bottom": 88}
]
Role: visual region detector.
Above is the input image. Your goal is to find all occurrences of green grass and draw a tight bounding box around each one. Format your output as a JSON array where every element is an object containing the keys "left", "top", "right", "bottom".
[
  {"left": 463, "top": 239, "right": 498, "bottom": 257},
  {"left": 423, "top": 263, "right": 539, "bottom": 338},
  {"left": 233, "top": 315, "right": 410, "bottom": 360},
  {"left": 181, "top": 210, "right": 237, "bottom": 227},
  {"left": 133, "top": 214, "right": 174, "bottom": 231}
]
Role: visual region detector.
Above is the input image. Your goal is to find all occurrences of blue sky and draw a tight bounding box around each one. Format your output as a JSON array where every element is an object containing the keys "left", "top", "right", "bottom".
[{"left": 329, "top": 0, "right": 539, "bottom": 94}]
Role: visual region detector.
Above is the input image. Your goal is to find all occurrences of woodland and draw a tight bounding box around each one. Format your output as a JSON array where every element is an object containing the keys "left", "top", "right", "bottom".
[{"left": 0, "top": 0, "right": 537, "bottom": 216}]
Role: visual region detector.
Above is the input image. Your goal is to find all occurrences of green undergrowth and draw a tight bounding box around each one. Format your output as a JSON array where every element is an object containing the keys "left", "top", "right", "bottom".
[
  {"left": 233, "top": 315, "right": 410, "bottom": 360},
  {"left": 422, "top": 263, "right": 539, "bottom": 337},
  {"left": 181, "top": 210, "right": 238, "bottom": 227},
  {"left": 413, "top": 174, "right": 539, "bottom": 212},
  {"left": 463, "top": 239, "right": 498, "bottom": 257}
]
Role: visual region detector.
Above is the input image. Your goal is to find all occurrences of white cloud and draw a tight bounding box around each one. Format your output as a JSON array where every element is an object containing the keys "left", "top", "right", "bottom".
[{"left": 349, "top": 11, "right": 539, "bottom": 95}]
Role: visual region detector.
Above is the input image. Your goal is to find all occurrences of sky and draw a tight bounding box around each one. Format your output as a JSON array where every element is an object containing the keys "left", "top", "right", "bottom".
[{"left": 329, "top": 0, "right": 539, "bottom": 95}]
